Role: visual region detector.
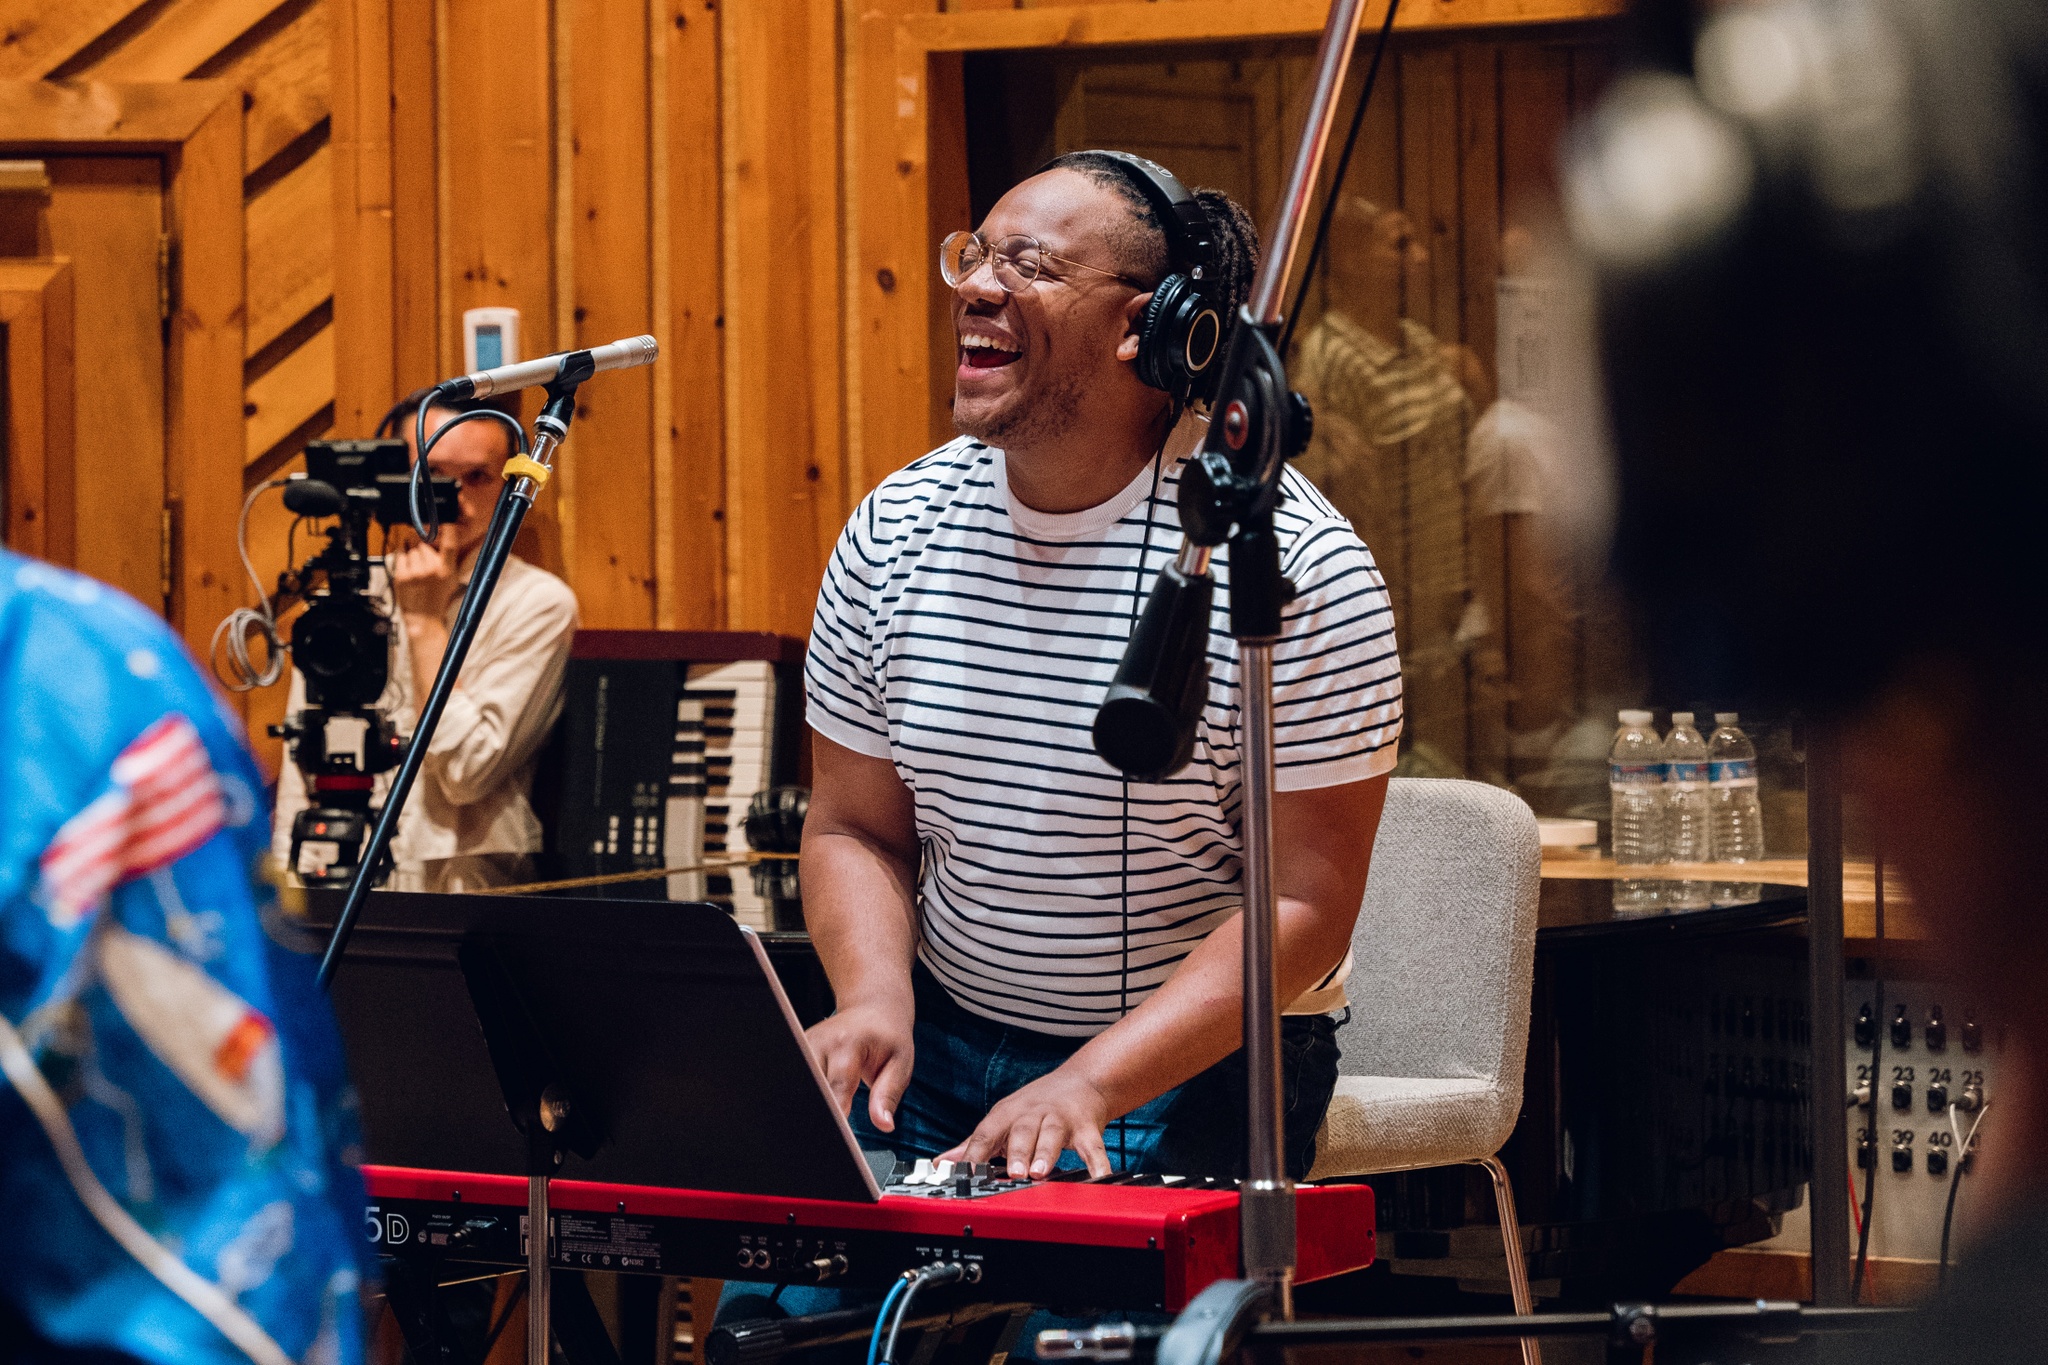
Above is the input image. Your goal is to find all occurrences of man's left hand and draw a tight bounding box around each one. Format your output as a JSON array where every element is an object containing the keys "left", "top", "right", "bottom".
[{"left": 939, "top": 1066, "right": 1115, "bottom": 1179}]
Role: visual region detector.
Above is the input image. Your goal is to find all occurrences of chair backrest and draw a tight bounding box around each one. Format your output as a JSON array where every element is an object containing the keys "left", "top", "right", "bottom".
[{"left": 1333, "top": 777, "right": 1540, "bottom": 1091}]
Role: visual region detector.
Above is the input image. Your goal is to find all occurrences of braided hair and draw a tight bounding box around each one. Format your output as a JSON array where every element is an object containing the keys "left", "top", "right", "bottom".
[{"left": 1041, "top": 151, "right": 1260, "bottom": 321}]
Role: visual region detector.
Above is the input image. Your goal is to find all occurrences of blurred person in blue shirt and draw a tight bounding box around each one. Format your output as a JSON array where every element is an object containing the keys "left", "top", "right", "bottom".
[{"left": 0, "top": 548, "right": 369, "bottom": 1365}]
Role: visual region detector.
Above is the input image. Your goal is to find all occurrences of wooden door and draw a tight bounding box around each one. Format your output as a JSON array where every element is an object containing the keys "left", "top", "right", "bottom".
[
  {"left": 0, "top": 258, "right": 77, "bottom": 562},
  {"left": 19, "top": 158, "right": 170, "bottom": 609}
]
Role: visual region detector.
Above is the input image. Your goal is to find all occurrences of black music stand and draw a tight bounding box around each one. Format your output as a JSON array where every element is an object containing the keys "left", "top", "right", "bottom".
[{"left": 301, "top": 890, "right": 883, "bottom": 1365}]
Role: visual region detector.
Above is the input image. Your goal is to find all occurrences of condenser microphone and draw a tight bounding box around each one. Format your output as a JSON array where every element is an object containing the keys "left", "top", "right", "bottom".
[{"left": 436, "top": 334, "right": 657, "bottom": 400}]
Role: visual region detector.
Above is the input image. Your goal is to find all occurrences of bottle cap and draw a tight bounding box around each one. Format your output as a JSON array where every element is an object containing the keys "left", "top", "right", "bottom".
[
  {"left": 1714, "top": 711, "right": 1739, "bottom": 725},
  {"left": 1619, "top": 709, "right": 1653, "bottom": 725},
  {"left": 1671, "top": 711, "right": 1694, "bottom": 725}
]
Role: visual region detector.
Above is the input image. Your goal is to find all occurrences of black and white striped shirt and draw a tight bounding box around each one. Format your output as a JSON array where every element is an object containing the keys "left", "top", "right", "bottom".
[{"left": 806, "top": 436, "right": 1404, "bottom": 1036}]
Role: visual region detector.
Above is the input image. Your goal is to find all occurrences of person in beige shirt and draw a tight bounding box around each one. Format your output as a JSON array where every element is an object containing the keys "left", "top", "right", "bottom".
[{"left": 272, "top": 393, "right": 578, "bottom": 873}]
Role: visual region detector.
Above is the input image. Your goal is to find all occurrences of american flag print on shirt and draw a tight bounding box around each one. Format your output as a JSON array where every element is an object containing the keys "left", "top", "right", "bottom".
[{"left": 38, "top": 713, "right": 227, "bottom": 929}]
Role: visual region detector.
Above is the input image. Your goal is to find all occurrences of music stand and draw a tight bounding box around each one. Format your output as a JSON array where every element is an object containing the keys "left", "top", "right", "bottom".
[{"left": 300, "top": 890, "right": 883, "bottom": 1365}]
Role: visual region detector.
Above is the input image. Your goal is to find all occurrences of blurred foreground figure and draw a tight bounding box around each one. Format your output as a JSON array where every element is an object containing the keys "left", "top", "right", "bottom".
[
  {"left": 1567, "top": 0, "right": 2048, "bottom": 1352},
  {"left": 0, "top": 550, "right": 366, "bottom": 1365}
]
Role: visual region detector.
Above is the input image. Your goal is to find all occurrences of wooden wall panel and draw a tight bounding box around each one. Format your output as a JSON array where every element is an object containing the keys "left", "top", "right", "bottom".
[
  {"left": 389, "top": 0, "right": 437, "bottom": 397},
  {"left": 0, "top": 0, "right": 340, "bottom": 690},
  {"left": 244, "top": 322, "right": 334, "bottom": 459},
  {"left": 246, "top": 142, "right": 333, "bottom": 357},
  {"left": 663, "top": 0, "right": 726, "bottom": 632},
  {"left": 438, "top": 0, "right": 553, "bottom": 377},
  {"left": 439, "top": 0, "right": 563, "bottom": 575},
  {"left": 90, "top": 0, "right": 287, "bottom": 80},
  {"left": 0, "top": 1, "right": 146, "bottom": 78},
  {"left": 199, "top": 0, "right": 331, "bottom": 176},
  {"left": 564, "top": 0, "right": 657, "bottom": 628},
  {"left": 721, "top": 0, "right": 845, "bottom": 637},
  {"left": 167, "top": 92, "right": 248, "bottom": 659},
  {"left": 924, "top": 51, "right": 968, "bottom": 450},
  {"left": 332, "top": 0, "right": 396, "bottom": 435}
]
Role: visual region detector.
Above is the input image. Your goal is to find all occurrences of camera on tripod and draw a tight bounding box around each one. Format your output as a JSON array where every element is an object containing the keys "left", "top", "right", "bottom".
[{"left": 269, "top": 439, "right": 458, "bottom": 886}]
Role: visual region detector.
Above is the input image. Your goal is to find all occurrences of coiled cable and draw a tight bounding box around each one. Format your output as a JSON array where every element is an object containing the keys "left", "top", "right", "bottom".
[{"left": 209, "top": 478, "right": 291, "bottom": 691}]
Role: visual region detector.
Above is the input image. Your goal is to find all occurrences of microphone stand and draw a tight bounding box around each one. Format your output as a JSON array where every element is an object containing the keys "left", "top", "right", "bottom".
[
  {"left": 315, "top": 374, "right": 586, "bottom": 989},
  {"left": 1091, "top": 0, "right": 1375, "bottom": 1323}
]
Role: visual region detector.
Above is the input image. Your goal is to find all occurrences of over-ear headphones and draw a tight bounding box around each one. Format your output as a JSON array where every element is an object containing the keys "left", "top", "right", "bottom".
[{"left": 1047, "top": 150, "right": 1223, "bottom": 404}]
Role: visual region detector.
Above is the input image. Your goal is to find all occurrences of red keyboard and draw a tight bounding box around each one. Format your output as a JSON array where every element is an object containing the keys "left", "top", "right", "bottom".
[{"left": 363, "top": 1165, "right": 1375, "bottom": 1311}]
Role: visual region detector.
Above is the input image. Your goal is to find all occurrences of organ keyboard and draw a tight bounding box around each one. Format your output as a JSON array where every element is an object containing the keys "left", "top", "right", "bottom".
[{"left": 545, "top": 631, "right": 804, "bottom": 926}]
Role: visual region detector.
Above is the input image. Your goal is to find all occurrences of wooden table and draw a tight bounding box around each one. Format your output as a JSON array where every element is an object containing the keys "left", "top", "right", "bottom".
[{"left": 1541, "top": 855, "right": 1931, "bottom": 952}]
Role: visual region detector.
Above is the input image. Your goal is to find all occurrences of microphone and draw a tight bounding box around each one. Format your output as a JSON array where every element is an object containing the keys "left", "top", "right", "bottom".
[{"left": 436, "top": 334, "right": 657, "bottom": 400}]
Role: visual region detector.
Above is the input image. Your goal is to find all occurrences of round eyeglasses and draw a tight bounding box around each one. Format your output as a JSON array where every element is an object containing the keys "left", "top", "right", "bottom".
[{"left": 939, "top": 230, "right": 1143, "bottom": 293}]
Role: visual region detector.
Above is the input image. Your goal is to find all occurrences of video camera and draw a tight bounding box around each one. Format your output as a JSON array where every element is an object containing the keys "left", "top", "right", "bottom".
[{"left": 270, "top": 439, "right": 459, "bottom": 886}]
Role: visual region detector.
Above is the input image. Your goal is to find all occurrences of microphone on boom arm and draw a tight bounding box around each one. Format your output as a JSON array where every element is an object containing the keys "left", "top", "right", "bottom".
[
  {"left": 407, "top": 335, "right": 659, "bottom": 544},
  {"left": 1092, "top": 320, "right": 1306, "bottom": 782},
  {"left": 437, "top": 334, "right": 658, "bottom": 400}
]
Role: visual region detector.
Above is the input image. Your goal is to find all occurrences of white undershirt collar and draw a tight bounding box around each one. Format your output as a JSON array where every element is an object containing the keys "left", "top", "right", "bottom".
[
  {"left": 994, "top": 446, "right": 1161, "bottom": 541},
  {"left": 989, "top": 413, "right": 1208, "bottom": 540}
]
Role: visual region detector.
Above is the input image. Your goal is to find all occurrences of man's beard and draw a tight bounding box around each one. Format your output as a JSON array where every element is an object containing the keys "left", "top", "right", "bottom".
[{"left": 954, "top": 360, "right": 1089, "bottom": 450}]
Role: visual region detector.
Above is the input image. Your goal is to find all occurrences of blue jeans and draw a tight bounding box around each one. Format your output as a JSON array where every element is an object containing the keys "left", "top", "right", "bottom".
[{"left": 720, "top": 965, "right": 1344, "bottom": 1345}]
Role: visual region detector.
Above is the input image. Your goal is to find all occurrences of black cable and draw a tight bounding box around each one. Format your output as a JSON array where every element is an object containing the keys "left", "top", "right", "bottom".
[
  {"left": 409, "top": 404, "right": 531, "bottom": 543},
  {"left": 1115, "top": 445, "right": 1168, "bottom": 1174},
  {"left": 1938, "top": 1101, "right": 1988, "bottom": 1290},
  {"left": 1937, "top": 1134, "right": 1965, "bottom": 1289},
  {"left": 881, "top": 1264, "right": 964, "bottom": 1365},
  {"left": 1277, "top": 0, "right": 1403, "bottom": 359},
  {"left": 1848, "top": 846, "right": 1888, "bottom": 1301},
  {"left": 881, "top": 1279, "right": 923, "bottom": 1365},
  {"left": 1851, "top": 979, "right": 1882, "bottom": 1303}
]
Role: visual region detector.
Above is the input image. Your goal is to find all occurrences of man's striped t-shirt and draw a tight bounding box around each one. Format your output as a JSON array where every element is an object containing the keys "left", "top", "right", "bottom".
[{"left": 805, "top": 435, "right": 1404, "bottom": 1037}]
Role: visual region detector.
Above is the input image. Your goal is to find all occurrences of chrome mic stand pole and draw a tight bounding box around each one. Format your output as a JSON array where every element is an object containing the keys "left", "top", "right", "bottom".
[
  {"left": 1233, "top": 0, "right": 1368, "bottom": 1317},
  {"left": 1092, "top": 0, "right": 1374, "bottom": 1323}
]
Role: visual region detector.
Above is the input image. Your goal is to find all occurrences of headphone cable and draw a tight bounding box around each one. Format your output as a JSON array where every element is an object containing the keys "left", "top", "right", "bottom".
[{"left": 1117, "top": 439, "right": 1169, "bottom": 1172}]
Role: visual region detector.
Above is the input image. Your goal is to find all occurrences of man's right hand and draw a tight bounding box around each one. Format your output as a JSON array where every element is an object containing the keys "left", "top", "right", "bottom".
[{"left": 806, "top": 1000, "right": 915, "bottom": 1133}]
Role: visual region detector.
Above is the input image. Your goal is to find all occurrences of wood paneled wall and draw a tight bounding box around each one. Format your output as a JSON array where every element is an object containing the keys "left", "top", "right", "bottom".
[
  {"left": 4, "top": 0, "right": 1623, "bottom": 778},
  {"left": 330, "top": 0, "right": 1621, "bottom": 649},
  {"left": 335, "top": 0, "right": 845, "bottom": 643},
  {"left": 0, "top": 0, "right": 341, "bottom": 478}
]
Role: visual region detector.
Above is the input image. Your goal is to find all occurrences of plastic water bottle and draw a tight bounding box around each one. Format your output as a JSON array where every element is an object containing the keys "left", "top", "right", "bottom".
[
  {"left": 1662, "top": 712, "right": 1712, "bottom": 910},
  {"left": 1706, "top": 712, "right": 1766, "bottom": 905},
  {"left": 1609, "top": 709, "right": 1665, "bottom": 914},
  {"left": 1708, "top": 712, "right": 1767, "bottom": 863}
]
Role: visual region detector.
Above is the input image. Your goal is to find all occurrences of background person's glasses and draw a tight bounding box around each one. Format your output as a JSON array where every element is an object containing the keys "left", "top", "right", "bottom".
[{"left": 939, "top": 230, "right": 1142, "bottom": 293}]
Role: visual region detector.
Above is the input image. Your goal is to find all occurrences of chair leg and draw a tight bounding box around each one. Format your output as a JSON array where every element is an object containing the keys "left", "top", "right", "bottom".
[{"left": 1474, "top": 1153, "right": 1541, "bottom": 1365}]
